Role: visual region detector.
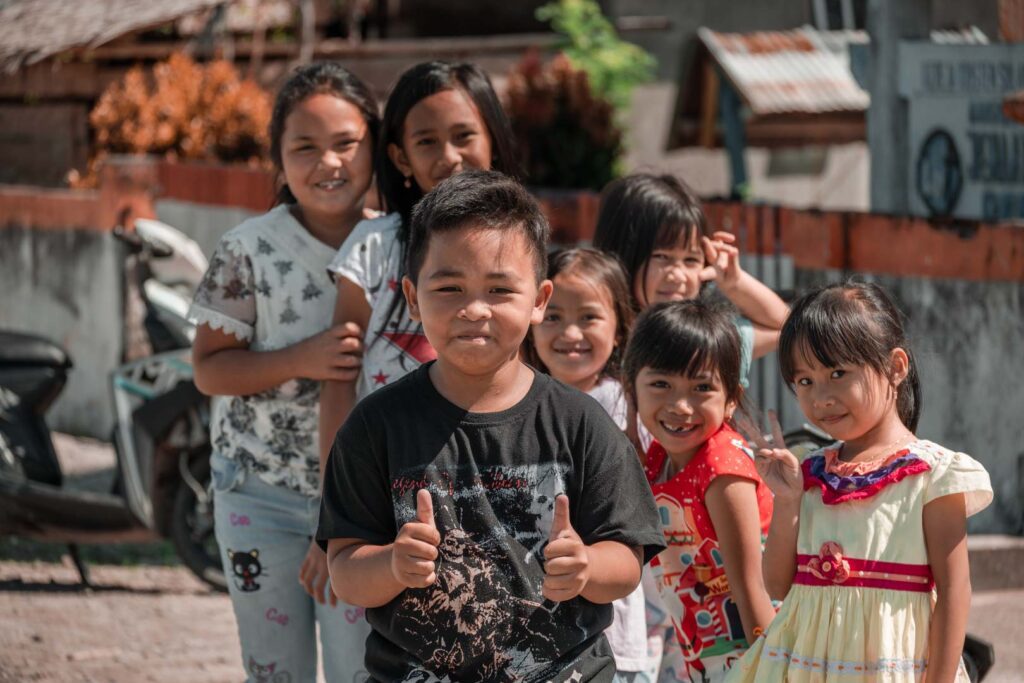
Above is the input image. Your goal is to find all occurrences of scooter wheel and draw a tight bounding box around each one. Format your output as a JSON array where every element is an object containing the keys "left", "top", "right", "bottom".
[{"left": 169, "top": 463, "right": 227, "bottom": 593}]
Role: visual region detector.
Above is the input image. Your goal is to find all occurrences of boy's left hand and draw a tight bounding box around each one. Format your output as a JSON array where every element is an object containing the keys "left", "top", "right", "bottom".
[
  {"left": 700, "top": 231, "right": 743, "bottom": 291},
  {"left": 543, "top": 495, "right": 590, "bottom": 602},
  {"left": 299, "top": 540, "right": 338, "bottom": 606}
]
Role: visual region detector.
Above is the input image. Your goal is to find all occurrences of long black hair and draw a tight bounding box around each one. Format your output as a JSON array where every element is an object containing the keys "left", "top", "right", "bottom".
[
  {"left": 379, "top": 60, "right": 521, "bottom": 230},
  {"left": 622, "top": 300, "right": 745, "bottom": 413},
  {"left": 593, "top": 173, "right": 711, "bottom": 310},
  {"left": 377, "top": 61, "right": 521, "bottom": 335},
  {"left": 268, "top": 62, "right": 381, "bottom": 207},
  {"left": 779, "top": 281, "right": 922, "bottom": 431}
]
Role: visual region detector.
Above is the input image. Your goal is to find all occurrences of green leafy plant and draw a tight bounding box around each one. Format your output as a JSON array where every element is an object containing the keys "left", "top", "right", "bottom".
[
  {"left": 505, "top": 0, "right": 655, "bottom": 189},
  {"left": 536, "top": 0, "right": 655, "bottom": 113}
]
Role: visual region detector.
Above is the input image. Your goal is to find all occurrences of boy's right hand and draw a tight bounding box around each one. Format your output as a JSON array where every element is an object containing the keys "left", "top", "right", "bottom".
[
  {"left": 296, "top": 322, "right": 364, "bottom": 381},
  {"left": 391, "top": 489, "right": 441, "bottom": 589},
  {"left": 738, "top": 410, "right": 804, "bottom": 504}
]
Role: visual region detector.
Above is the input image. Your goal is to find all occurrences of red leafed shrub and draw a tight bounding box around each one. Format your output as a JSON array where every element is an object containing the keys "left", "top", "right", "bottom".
[{"left": 505, "top": 49, "right": 622, "bottom": 191}]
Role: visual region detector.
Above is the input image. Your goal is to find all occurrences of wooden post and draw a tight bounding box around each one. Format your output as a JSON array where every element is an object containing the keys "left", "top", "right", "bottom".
[{"left": 720, "top": 79, "right": 748, "bottom": 200}]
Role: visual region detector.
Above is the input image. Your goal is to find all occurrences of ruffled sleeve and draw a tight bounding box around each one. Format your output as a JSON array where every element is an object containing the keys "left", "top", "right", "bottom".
[
  {"left": 924, "top": 445, "right": 993, "bottom": 517},
  {"left": 188, "top": 234, "right": 256, "bottom": 342}
]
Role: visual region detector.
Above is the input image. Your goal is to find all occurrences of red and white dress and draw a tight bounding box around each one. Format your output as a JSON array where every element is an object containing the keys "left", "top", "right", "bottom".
[{"left": 644, "top": 424, "right": 773, "bottom": 682}]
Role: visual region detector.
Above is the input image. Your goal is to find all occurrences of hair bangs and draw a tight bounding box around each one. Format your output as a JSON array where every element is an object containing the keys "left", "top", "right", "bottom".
[
  {"left": 623, "top": 300, "right": 743, "bottom": 405},
  {"left": 781, "top": 288, "right": 889, "bottom": 384}
]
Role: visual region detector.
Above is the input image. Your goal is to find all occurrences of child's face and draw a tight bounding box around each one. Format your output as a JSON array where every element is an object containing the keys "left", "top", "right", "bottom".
[
  {"left": 403, "top": 226, "right": 552, "bottom": 379},
  {"left": 280, "top": 93, "right": 374, "bottom": 222},
  {"left": 388, "top": 88, "right": 493, "bottom": 193},
  {"left": 635, "top": 366, "right": 736, "bottom": 465},
  {"left": 791, "top": 348, "right": 906, "bottom": 443},
  {"left": 635, "top": 232, "right": 705, "bottom": 307},
  {"left": 531, "top": 272, "right": 617, "bottom": 392}
]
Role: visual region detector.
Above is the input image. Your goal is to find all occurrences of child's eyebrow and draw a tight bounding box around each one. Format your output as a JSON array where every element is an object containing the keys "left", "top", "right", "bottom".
[
  {"left": 426, "top": 269, "right": 519, "bottom": 281},
  {"left": 427, "top": 268, "right": 463, "bottom": 280}
]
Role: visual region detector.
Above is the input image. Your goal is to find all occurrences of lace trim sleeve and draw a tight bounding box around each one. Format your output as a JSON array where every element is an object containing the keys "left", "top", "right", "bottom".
[
  {"left": 187, "top": 304, "right": 254, "bottom": 342},
  {"left": 191, "top": 233, "right": 258, "bottom": 331}
]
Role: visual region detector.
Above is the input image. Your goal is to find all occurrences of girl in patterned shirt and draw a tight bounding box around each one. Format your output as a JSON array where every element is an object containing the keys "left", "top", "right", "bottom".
[
  {"left": 623, "top": 300, "right": 777, "bottom": 682},
  {"left": 188, "top": 63, "right": 377, "bottom": 683}
]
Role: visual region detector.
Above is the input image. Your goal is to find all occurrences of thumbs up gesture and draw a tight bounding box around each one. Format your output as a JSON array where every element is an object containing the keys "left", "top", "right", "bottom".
[
  {"left": 542, "top": 495, "right": 590, "bottom": 602},
  {"left": 391, "top": 489, "right": 441, "bottom": 589}
]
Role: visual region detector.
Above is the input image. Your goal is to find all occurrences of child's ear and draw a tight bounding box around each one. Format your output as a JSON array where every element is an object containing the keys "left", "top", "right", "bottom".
[
  {"left": 889, "top": 347, "right": 910, "bottom": 386},
  {"left": 725, "top": 397, "right": 738, "bottom": 421},
  {"left": 402, "top": 276, "right": 421, "bottom": 322},
  {"left": 531, "top": 279, "right": 554, "bottom": 325},
  {"left": 387, "top": 143, "right": 414, "bottom": 183}
]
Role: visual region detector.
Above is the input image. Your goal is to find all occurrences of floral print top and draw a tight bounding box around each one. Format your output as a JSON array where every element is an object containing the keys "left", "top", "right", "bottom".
[{"left": 188, "top": 204, "right": 339, "bottom": 497}]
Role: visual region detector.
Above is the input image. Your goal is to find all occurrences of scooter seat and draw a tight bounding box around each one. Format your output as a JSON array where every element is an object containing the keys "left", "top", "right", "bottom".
[{"left": 0, "top": 331, "right": 71, "bottom": 369}]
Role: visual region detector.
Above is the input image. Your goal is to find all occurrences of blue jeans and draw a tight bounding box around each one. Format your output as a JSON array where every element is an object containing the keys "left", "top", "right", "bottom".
[{"left": 211, "top": 452, "right": 371, "bottom": 683}]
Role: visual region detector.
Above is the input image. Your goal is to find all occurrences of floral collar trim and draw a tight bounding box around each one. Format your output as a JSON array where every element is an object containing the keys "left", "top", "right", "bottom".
[
  {"left": 823, "top": 446, "right": 913, "bottom": 476},
  {"left": 802, "top": 448, "right": 930, "bottom": 505}
]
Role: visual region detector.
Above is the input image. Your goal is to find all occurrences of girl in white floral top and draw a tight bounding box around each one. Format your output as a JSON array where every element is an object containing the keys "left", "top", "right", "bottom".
[{"left": 188, "top": 63, "right": 377, "bottom": 683}]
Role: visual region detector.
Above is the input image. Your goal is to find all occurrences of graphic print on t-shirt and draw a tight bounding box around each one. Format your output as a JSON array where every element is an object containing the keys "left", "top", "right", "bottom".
[
  {"left": 382, "top": 330, "right": 437, "bottom": 365},
  {"left": 388, "top": 461, "right": 585, "bottom": 682}
]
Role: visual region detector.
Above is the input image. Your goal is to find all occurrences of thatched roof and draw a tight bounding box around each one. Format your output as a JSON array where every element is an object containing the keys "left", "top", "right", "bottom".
[{"left": 0, "top": 0, "right": 226, "bottom": 73}]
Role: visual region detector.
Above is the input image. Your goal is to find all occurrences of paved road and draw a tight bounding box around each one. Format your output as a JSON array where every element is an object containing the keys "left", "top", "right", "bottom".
[
  {"left": 0, "top": 557, "right": 1020, "bottom": 682},
  {"left": 2, "top": 435, "right": 1019, "bottom": 681},
  {"left": 968, "top": 589, "right": 1024, "bottom": 682}
]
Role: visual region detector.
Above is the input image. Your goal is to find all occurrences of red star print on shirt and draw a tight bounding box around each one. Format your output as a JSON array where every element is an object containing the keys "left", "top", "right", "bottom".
[
  {"left": 372, "top": 370, "right": 389, "bottom": 385},
  {"left": 382, "top": 332, "right": 437, "bottom": 364},
  {"left": 387, "top": 278, "right": 398, "bottom": 292}
]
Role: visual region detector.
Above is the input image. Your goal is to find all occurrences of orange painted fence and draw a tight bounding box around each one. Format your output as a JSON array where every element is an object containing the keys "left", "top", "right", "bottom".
[{"left": 2, "top": 158, "right": 1021, "bottom": 283}]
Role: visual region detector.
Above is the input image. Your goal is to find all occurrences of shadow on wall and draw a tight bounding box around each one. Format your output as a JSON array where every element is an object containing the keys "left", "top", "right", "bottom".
[{"left": 0, "top": 227, "right": 122, "bottom": 438}]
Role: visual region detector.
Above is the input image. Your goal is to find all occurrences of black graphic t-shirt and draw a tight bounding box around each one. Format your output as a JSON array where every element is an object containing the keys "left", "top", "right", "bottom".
[{"left": 317, "top": 363, "right": 666, "bottom": 683}]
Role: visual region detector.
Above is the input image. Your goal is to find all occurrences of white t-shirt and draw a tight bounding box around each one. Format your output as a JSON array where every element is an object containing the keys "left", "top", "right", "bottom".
[
  {"left": 188, "top": 204, "right": 338, "bottom": 496},
  {"left": 326, "top": 213, "right": 435, "bottom": 400},
  {"left": 587, "top": 377, "right": 652, "bottom": 672}
]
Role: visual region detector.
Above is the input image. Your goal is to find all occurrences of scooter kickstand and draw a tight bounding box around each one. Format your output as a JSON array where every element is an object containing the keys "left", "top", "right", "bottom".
[{"left": 66, "top": 544, "right": 92, "bottom": 589}]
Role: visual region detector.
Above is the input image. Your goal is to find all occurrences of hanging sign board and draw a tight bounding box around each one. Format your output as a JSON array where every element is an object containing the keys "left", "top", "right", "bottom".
[{"left": 900, "top": 42, "right": 1024, "bottom": 221}]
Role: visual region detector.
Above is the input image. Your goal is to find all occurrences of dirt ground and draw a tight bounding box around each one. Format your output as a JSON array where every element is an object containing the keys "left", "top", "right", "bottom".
[
  {"left": 2, "top": 436, "right": 1022, "bottom": 682},
  {"left": 3, "top": 558, "right": 1024, "bottom": 683},
  {"left": 0, "top": 559, "right": 244, "bottom": 683}
]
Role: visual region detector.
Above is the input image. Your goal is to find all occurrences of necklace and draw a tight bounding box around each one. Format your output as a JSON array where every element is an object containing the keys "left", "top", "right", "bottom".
[{"left": 839, "top": 431, "right": 915, "bottom": 464}]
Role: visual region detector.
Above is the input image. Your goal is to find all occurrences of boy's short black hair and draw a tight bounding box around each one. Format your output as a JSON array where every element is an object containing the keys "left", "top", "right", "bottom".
[{"left": 406, "top": 169, "right": 549, "bottom": 283}]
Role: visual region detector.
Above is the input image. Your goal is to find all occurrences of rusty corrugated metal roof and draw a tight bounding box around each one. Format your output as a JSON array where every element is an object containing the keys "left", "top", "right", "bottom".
[
  {"left": 698, "top": 26, "right": 870, "bottom": 116},
  {"left": 0, "top": 0, "right": 226, "bottom": 73}
]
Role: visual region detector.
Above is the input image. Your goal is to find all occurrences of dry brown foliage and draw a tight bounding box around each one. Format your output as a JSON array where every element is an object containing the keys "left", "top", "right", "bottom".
[{"left": 74, "top": 53, "right": 271, "bottom": 187}]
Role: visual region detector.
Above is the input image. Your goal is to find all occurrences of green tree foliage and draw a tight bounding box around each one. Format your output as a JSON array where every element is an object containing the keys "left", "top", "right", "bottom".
[{"left": 536, "top": 0, "right": 656, "bottom": 113}]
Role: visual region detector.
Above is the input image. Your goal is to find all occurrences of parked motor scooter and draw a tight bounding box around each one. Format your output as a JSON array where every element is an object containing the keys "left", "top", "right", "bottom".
[{"left": 0, "top": 218, "right": 226, "bottom": 592}]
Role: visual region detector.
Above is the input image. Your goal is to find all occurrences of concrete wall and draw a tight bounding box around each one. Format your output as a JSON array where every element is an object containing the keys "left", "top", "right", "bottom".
[
  {"left": 155, "top": 198, "right": 257, "bottom": 258},
  {"left": 0, "top": 227, "right": 122, "bottom": 438}
]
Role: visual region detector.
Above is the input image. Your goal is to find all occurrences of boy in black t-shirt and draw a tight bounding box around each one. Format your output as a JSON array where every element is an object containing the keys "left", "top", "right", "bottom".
[{"left": 317, "top": 170, "right": 665, "bottom": 682}]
